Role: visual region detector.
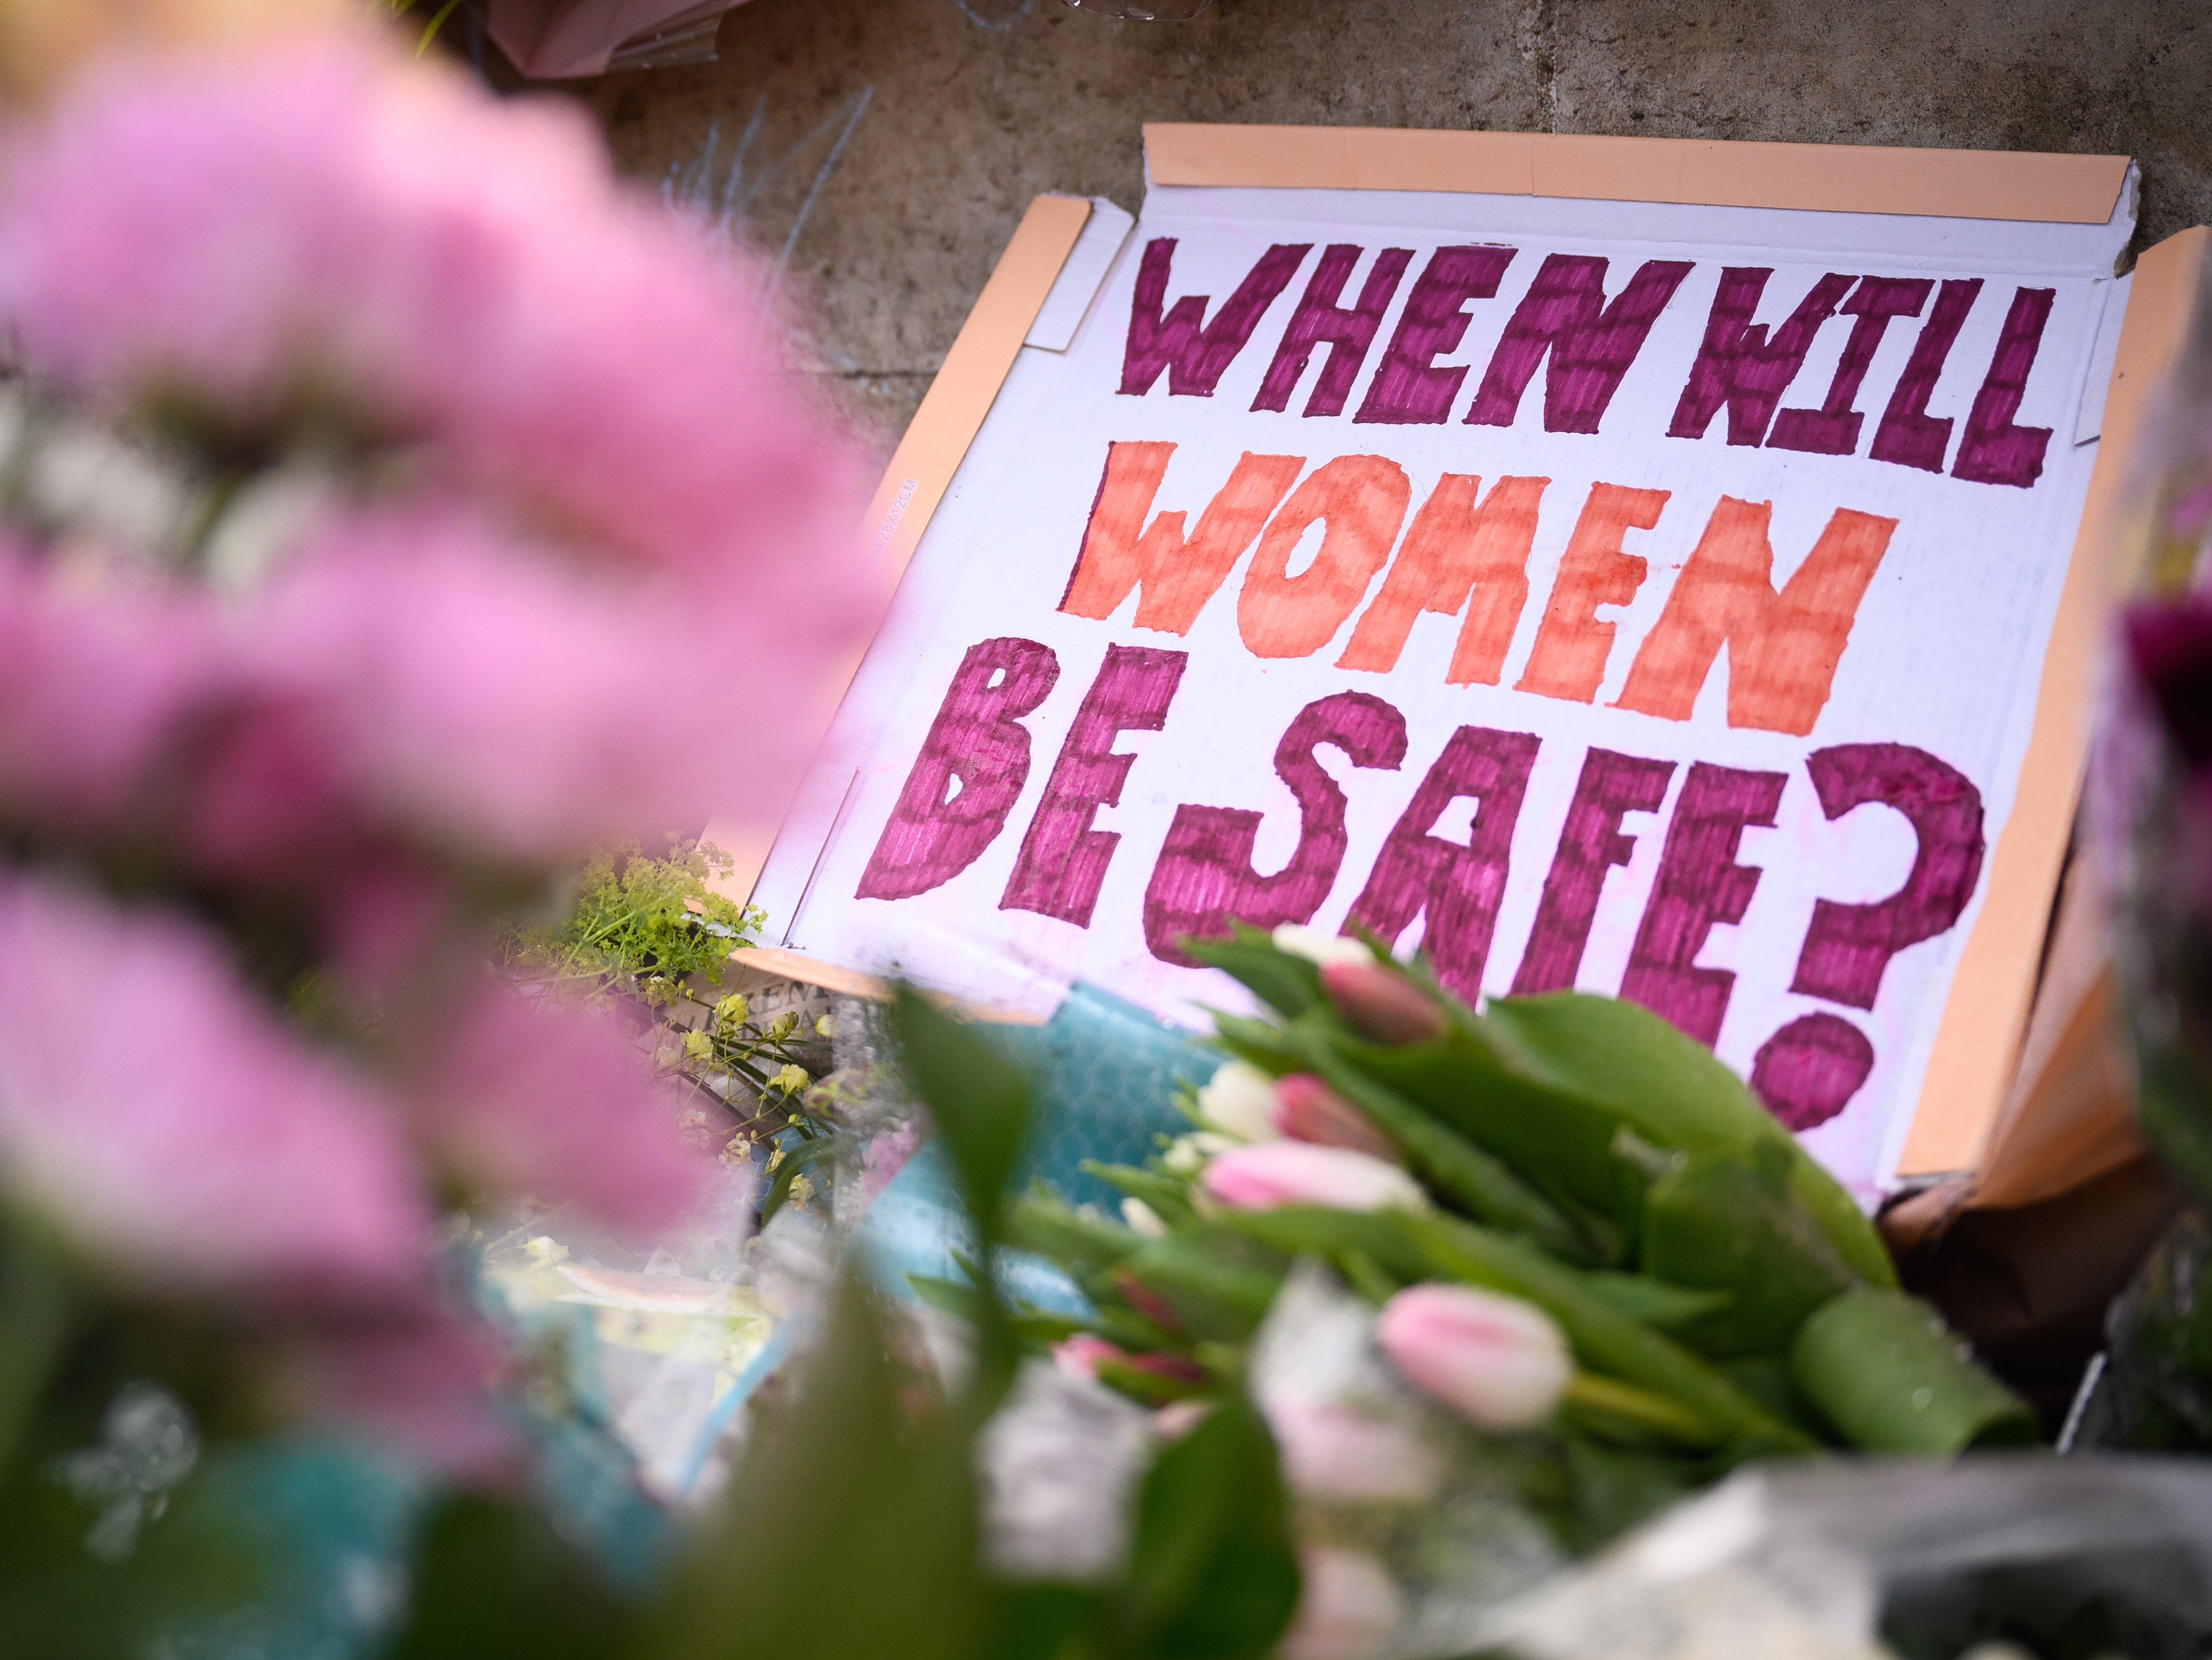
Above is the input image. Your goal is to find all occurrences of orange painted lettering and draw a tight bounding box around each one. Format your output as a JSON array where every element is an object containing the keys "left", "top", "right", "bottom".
[
  {"left": 1060, "top": 442, "right": 1305, "bottom": 635},
  {"left": 1514, "top": 483, "right": 1671, "bottom": 703},
  {"left": 1237, "top": 455, "right": 1411, "bottom": 659},
  {"left": 1614, "top": 496, "right": 1897, "bottom": 735},
  {"left": 1337, "top": 473, "right": 1549, "bottom": 683}
]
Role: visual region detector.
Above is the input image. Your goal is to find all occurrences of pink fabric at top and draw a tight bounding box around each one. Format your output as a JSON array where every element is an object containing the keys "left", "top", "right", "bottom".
[{"left": 486, "top": 0, "right": 752, "bottom": 80}]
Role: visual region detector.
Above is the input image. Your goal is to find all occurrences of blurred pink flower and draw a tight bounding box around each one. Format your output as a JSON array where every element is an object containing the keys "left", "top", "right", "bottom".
[
  {"left": 228, "top": 507, "right": 789, "bottom": 865},
  {"left": 0, "top": 33, "right": 871, "bottom": 600},
  {"left": 1374, "top": 1284, "right": 1571, "bottom": 1432},
  {"left": 0, "top": 874, "right": 428, "bottom": 1291},
  {"left": 419, "top": 982, "right": 709, "bottom": 1237},
  {"left": 1268, "top": 1074, "right": 1400, "bottom": 1163},
  {"left": 0, "top": 546, "right": 217, "bottom": 833},
  {"left": 1318, "top": 961, "right": 1446, "bottom": 1046},
  {"left": 1052, "top": 1334, "right": 1124, "bottom": 1381},
  {"left": 1200, "top": 1141, "right": 1428, "bottom": 1215}
]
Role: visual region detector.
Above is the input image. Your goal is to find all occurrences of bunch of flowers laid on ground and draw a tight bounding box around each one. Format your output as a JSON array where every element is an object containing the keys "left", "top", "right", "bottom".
[
  {"left": 0, "top": 15, "right": 875, "bottom": 1644},
  {"left": 996, "top": 926, "right": 2034, "bottom": 1650}
]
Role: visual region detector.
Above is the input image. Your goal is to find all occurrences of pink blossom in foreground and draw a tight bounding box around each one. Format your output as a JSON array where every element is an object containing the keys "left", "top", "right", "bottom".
[
  {"left": 1052, "top": 1334, "right": 1124, "bottom": 1381},
  {"left": 1318, "top": 960, "right": 1446, "bottom": 1045},
  {"left": 0, "top": 876, "right": 427, "bottom": 1290},
  {"left": 1277, "top": 1547, "right": 1405, "bottom": 1660},
  {"left": 1375, "top": 1284, "right": 1572, "bottom": 1432},
  {"left": 0, "top": 35, "right": 865, "bottom": 594},
  {"left": 419, "top": 983, "right": 709, "bottom": 1237},
  {"left": 0, "top": 546, "right": 217, "bottom": 833},
  {"left": 1268, "top": 1074, "right": 1400, "bottom": 1163},
  {"left": 1200, "top": 1141, "right": 1428, "bottom": 1215},
  {"left": 228, "top": 508, "right": 790, "bottom": 865}
]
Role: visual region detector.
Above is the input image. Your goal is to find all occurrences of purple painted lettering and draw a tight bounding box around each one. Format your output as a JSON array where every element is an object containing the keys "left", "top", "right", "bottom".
[
  {"left": 1345, "top": 727, "right": 1542, "bottom": 1001},
  {"left": 1142, "top": 692, "right": 1408, "bottom": 964},
  {"left": 1766, "top": 276, "right": 1933, "bottom": 456},
  {"left": 1868, "top": 278, "right": 1981, "bottom": 473},
  {"left": 1619, "top": 762, "right": 1786, "bottom": 1045},
  {"left": 1751, "top": 1013, "right": 1875, "bottom": 1132},
  {"left": 857, "top": 637, "right": 1060, "bottom": 902},
  {"left": 1511, "top": 748, "right": 1677, "bottom": 996},
  {"left": 1951, "top": 286, "right": 2057, "bottom": 489},
  {"left": 1465, "top": 254, "right": 1693, "bottom": 434},
  {"left": 1666, "top": 268, "right": 1857, "bottom": 446},
  {"left": 1120, "top": 238, "right": 1312, "bottom": 398},
  {"left": 1352, "top": 245, "right": 1517, "bottom": 426},
  {"left": 1789, "top": 742, "right": 1985, "bottom": 1009},
  {"left": 1000, "top": 645, "right": 1189, "bottom": 927},
  {"left": 1251, "top": 244, "right": 1414, "bottom": 417}
]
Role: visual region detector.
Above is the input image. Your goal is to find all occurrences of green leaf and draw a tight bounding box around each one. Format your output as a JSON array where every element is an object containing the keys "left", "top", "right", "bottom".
[
  {"left": 892, "top": 984, "right": 1034, "bottom": 1245},
  {"left": 651, "top": 1272, "right": 987, "bottom": 1660},
  {"left": 1118, "top": 1231, "right": 1285, "bottom": 1344},
  {"left": 0, "top": 1229, "right": 68, "bottom": 1474},
  {"left": 1638, "top": 1149, "right": 1862, "bottom": 1355},
  {"left": 1789, "top": 1289, "right": 2037, "bottom": 1454},
  {"left": 1303, "top": 1050, "right": 1597, "bottom": 1262},
  {"left": 1081, "top": 1163, "right": 1195, "bottom": 1228},
  {"left": 1483, "top": 993, "right": 1897, "bottom": 1289},
  {"left": 1340, "top": 1033, "right": 1633, "bottom": 1222},
  {"left": 388, "top": 1495, "right": 634, "bottom": 1660},
  {"left": 1575, "top": 1272, "right": 1734, "bottom": 1333},
  {"left": 1114, "top": 1395, "right": 1300, "bottom": 1660},
  {"left": 1007, "top": 1190, "right": 1145, "bottom": 1279},
  {"left": 1183, "top": 926, "right": 1325, "bottom": 1021}
]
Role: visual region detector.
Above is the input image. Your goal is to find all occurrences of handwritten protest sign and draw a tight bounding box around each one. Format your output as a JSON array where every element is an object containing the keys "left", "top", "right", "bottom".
[{"left": 750, "top": 131, "right": 2139, "bottom": 1199}]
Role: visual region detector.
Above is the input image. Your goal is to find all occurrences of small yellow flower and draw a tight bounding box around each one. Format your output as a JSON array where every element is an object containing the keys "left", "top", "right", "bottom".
[
  {"left": 767, "top": 1145, "right": 785, "bottom": 1173},
  {"left": 769, "top": 1063, "right": 809, "bottom": 1096},
  {"left": 815, "top": 1014, "right": 836, "bottom": 1039},
  {"left": 715, "top": 993, "right": 750, "bottom": 1028},
  {"left": 789, "top": 1173, "right": 816, "bottom": 1208},
  {"left": 682, "top": 1028, "right": 713, "bottom": 1061},
  {"left": 768, "top": 1011, "right": 799, "bottom": 1042}
]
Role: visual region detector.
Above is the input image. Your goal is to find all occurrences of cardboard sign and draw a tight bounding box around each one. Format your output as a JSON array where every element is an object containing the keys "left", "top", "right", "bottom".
[{"left": 745, "top": 128, "right": 2148, "bottom": 1203}]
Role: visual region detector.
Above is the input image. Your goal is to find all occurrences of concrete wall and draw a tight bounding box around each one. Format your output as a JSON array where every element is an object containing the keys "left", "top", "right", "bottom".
[{"left": 578, "top": 0, "right": 2211, "bottom": 451}]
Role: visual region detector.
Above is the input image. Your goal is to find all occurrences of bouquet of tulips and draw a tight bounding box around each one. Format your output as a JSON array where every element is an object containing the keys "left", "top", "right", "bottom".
[{"left": 1001, "top": 926, "right": 2033, "bottom": 1643}]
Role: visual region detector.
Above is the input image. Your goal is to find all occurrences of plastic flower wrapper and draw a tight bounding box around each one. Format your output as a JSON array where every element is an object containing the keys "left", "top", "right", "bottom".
[{"left": 1248, "top": 1264, "right": 1572, "bottom": 1660}]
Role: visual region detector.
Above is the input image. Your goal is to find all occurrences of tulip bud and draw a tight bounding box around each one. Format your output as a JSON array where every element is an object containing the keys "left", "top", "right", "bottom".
[
  {"left": 1200, "top": 1141, "right": 1429, "bottom": 1215},
  {"left": 1277, "top": 1548, "right": 1404, "bottom": 1660},
  {"left": 1120, "top": 1197, "right": 1169, "bottom": 1238},
  {"left": 1052, "top": 1334, "right": 1124, "bottom": 1380},
  {"left": 1196, "top": 1060, "right": 1283, "bottom": 1142},
  {"left": 1318, "top": 961, "right": 1446, "bottom": 1045},
  {"left": 1375, "top": 1284, "right": 1572, "bottom": 1431},
  {"left": 1270, "top": 923, "right": 1376, "bottom": 969},
  {"left": 1269, "top": 1074, "right": 1400, "bottom": 1163}
]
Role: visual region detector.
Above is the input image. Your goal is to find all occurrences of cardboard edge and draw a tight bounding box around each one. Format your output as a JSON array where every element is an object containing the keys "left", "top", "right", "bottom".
[
  {"left": 705, "top": 193, "right": 1094, "bottom": 910},
  {"left": 1896, "top": 226, "right": 2212, "bottom": 1178},
  {"left": 1143, "top": 124, "right": 2130, "bottom": 225}
]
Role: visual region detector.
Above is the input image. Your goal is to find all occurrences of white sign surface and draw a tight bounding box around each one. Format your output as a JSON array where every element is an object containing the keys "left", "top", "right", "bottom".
[{"left": 758, "top": 171, "right": 2135, "bottom": 1202}]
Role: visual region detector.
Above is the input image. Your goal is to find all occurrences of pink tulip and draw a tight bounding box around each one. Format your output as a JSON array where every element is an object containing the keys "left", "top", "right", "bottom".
[
  {"left": 1319, "top": 961, "right": 1447, "bottom": 1045},
  {"left": 1375, "top": 1284, "right": 1572, "bottom": 1432},
  {"left": 1052, "top": 1334, "right": 1124, "bottom": 1381},
  {"left": 1200, "top": 1142, "right": 1428, "bottom": 1215},
  {"left": 1268, "top": 1074, "right": 1400, "bottom": 1163},
  {"left": 1277, "top": 1547, "right": 1404, "bottom": 1660},
  {"left": 0, "top": 875, "right": 427, "bottom": 1292}
]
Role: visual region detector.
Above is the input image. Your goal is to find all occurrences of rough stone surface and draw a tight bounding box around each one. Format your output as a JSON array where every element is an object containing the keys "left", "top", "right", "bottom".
[{"left": 569, "top": 0, "right": 2211, "bottom": 453}]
